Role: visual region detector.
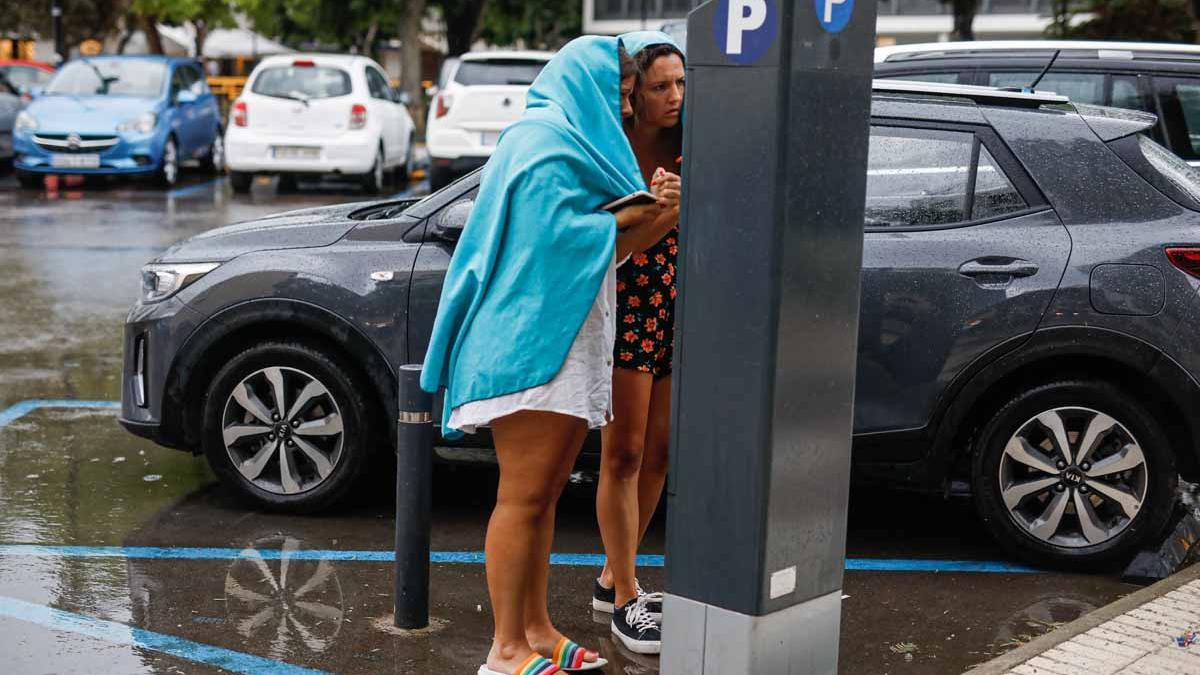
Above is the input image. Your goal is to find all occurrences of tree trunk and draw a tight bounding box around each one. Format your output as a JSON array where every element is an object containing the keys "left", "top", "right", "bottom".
[
  {"left": 364, "top": 20, "right": 380, "bottom": 61},
  {"left": 442, "top": 0, "right": 490, "bottom": 55},
  {"left": 142, "top": 15, "right": 164, "bottom": 54},
  {"left": 952, "top": 0, "right": 976, "bottom": 40},
  {"left": 1189, "top": 0, "right": 1200, "bottom": 41},
  {"left": 401, "top": 0, "right": 429, "bottom": 136},
  {"left": 193, "top": 20, "right": 208, "bottom": 59}
]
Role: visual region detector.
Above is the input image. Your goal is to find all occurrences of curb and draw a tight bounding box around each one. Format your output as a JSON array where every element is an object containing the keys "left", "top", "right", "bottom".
[{"left": 968, "top": 561, "right": 1200, "bottom": 674}]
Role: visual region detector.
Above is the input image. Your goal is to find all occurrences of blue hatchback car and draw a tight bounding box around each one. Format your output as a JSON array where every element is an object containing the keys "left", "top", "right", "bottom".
[{"left": 13, "top": 56, "right": 222, "bottom": 188}]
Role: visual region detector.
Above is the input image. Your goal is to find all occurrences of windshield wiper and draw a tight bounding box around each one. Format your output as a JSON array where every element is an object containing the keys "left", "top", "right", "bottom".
[
  {"left": 80, "top": 58, "right": 120, "bottom": 95},
  {"left": 279, "top": 91, "right": 310, "bottom": 106}
]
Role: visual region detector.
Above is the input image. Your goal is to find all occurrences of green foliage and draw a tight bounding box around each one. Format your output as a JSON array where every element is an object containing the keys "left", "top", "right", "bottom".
[
  {"left": 479, "top": 0, "right": 580, "bottom": 50},
  {"left": 132, "top": 0, "right": 237, "bottom": 28},
  {"left": 234, "top": 0, "right": 403, "bottom": 52},
  {"left": 1046, "top": 0, "right": 1197, "bottom": 42}
]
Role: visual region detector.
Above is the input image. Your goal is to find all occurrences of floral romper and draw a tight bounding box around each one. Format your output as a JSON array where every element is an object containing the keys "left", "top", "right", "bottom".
[{"left": 614, "top": 228, "right": 678, "bottom": 378}]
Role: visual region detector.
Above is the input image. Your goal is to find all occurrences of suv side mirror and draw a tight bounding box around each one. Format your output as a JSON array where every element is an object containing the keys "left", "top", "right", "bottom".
[
  {"left": 394, "top": 88, "right": 412, "bottom": 106},
  {"left": 430, "top": 199, "right": 473, "bottom": 242},
  {"left": 176, "top": 89, "right": 198, "bottom": 105}
]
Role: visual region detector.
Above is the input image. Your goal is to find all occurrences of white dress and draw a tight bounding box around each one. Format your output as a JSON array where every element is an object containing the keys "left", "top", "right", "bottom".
[{"left": 447, "top": 254, "right": 621, "bottom": 434}]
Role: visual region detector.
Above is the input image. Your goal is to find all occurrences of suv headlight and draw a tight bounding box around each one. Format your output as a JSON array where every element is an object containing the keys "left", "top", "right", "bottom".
[
  {"left": 140, "top": 262, "right": 220, "bottom": 303},
  {"left": 14, "top": 111, "right": 37, "bottom": 133},
  {"left": 117, "top": 112, "right": 157, "bottom": 134}
]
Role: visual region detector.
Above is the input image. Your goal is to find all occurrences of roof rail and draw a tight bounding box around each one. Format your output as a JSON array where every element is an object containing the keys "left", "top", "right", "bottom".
[
  {"left": 872, "top": 79, "right": 1069, "bottom": 107},
  {"left": 875, "top": 40, "right": 1200, "bottom": 64}
]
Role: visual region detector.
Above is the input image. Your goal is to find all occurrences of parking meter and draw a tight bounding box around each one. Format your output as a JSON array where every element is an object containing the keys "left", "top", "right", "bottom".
[{"left": 662, "top": 0, "right": 876, "bottom": 672}]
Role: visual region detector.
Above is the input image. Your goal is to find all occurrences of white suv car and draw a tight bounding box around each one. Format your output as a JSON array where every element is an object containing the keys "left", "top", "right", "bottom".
[
  {"left": 425, "top": 51, "right": 553, "bottom": 190},
  {"left": 226, "top": 54, "right": 416, "bottom": 194}
]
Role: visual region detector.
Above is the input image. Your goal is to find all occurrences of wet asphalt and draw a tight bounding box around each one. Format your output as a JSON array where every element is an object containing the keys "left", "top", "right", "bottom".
[{"left": 0, "top": 167, "right": 1147, "bottom": 674}]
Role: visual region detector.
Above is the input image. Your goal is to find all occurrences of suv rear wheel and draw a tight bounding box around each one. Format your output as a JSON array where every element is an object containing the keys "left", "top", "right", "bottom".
[
  {"left": 200, "top": 340, "right": 375, "bottom": 512},
  {"left": 971, "top": 379, "right": 1177, "bottom": 569}
]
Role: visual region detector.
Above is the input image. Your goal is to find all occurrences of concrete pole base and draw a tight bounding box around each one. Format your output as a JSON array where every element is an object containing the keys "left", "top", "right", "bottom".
[{"left": 660, "top": 590, "right": 843, "bottom": 675}]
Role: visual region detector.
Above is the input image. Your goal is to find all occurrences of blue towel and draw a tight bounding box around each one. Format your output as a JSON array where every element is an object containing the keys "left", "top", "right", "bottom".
[
  {"left": 419, "top": 35, "right": 645, "bottom": 438},
  {"left": 619, "top": 30, "right": 681, "bottom": 57}
]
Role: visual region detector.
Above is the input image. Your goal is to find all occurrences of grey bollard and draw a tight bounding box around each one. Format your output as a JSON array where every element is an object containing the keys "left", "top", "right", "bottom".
[{"left": 394, "top": 363, "right": 433, "bottom": 629}]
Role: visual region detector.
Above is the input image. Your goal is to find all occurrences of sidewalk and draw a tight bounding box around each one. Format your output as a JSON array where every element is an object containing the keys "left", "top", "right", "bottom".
[{"left": 969, "top": 562, "right": 1200, "bottom": 675}]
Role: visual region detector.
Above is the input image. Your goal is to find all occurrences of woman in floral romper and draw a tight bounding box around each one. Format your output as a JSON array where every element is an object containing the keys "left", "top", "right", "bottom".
[{"left": 593, "top": 33, "right": 685, "bottom": 655}]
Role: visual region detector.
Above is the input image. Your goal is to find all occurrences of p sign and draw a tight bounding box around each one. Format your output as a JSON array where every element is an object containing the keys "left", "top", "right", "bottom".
[
  {"left": 815, "top": 0, "right": 854, "bottom": 32},
  {"left": 713, "top": 0, "right": 778, "bottom": 65}
]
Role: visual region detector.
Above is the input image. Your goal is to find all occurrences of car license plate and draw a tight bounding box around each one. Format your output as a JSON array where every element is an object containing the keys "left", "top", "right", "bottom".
[
  {"left": 273, "top": 146, "right": 321, "bottom": 160},
  {"left": 50, "top": 153, "right": 100, "bottom": 169},
  {"left": 481, "top": 131, "right": 501, "bottom": 147}
]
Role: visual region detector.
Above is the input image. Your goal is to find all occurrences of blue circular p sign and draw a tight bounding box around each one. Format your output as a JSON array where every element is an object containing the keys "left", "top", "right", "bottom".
[
  {"left": 713, "top": 0, "right": 778, "bottom": 65},
  {"left": 814, "top": 0, "right": 854, "bottom": 33}
]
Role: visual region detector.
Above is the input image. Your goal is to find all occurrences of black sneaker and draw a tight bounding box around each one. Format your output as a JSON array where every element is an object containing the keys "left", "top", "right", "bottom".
[
  {"left": 592, "top": 578, "right": 662, "bottom": 619},
  {"left": 611, "top": 595, "right": 662, "bottom": 655}
]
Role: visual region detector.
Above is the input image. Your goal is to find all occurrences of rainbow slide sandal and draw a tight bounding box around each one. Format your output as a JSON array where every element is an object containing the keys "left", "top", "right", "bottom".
[
  {"left": 552, "top": 637, "right": 608, "bottom": 672},
  {"left": 478, "top": 654, "right": 562, "bottom": 675}
]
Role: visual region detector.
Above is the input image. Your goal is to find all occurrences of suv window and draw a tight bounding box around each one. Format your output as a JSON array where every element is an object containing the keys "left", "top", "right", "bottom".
[
  {"left": 454, "top": 60, "right": 546, "bottom": 86},
  {"left": 866, "top": 126, "right": 1027, "bottom": 228},
  {"left": 366, "top": 67, "right": 391, "bottom": 100},
  {"left": 1155, "top": 77, "right": 1200, "bottom": 160},
  {"left": 988, "top": 72, "right": 1107, "bottom": 105},
  {"left": 252, "top": 65, "right": 352, "bottom": 100}
]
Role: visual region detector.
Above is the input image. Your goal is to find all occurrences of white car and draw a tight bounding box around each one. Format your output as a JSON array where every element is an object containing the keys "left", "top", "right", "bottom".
[
  {"left": 425, "top": 50, "right": 553, "bottom": 190},
  {"left": 225, "top": 54, "right": 416, "bottom": 194}
]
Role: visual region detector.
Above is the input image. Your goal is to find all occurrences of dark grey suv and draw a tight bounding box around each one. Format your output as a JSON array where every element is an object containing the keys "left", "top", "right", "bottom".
[{"left": 121, "top": 81, "right": 1200, "bottom": 568}]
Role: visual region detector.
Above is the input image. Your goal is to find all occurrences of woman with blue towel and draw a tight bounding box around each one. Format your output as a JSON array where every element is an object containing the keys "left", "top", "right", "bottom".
[{"left": 421, "top": 35, "right": 674, "bottom": 675}]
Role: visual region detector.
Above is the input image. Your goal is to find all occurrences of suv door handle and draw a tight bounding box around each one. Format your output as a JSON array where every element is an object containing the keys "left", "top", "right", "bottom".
[{"left": 958, "top": 259, "right": 1040, "bottom": 278}]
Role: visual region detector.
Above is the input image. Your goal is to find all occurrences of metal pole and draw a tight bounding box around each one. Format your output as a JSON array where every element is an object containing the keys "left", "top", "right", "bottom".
[
  {"left": 51, "top": 0, "right": 65, "bottom": 64},
  {"left": 394, "top": 364, "right": 432, "bottom": 629}
]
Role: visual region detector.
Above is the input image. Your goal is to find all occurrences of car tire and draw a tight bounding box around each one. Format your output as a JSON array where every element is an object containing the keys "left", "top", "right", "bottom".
[
  {"left": 15, "top": 169, "right": 42, "bottom": 190},
  {"left": 200, "top": 340, "right": 377, "bottom": 513},
  {"left": 396, "top": 135, "right": 414, "bottom": 184},
  {"left": 155, "top": 136, "right": 180, "bottom": 188},
  {"left": 362, "top": 146, "right": 385, "bottom": 194},
  {"left": 429, "top": 163, "right": 453, "bottom": 192},
  {"left": 971, "top": 379, "right": 1177, "bottom": 570},
  {"left": 229, "top": 170, "right": 253, "bottom": 193},
  {"left": 203, "top": 129, "right": 225, "bottom": 174}
]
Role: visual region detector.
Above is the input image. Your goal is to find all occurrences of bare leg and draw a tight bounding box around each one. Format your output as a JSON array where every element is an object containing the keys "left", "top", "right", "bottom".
[
  {"left": 635, "top": 375, "right": 672, "bottom": 546},
  {"left": 485, "top": 411, "right": 589, "bottom": 673},
  {"left": 597, "top": 368, "right": 654, "bottom": 608},
  {"left": 524, "top": 420, "right": 600, "bottom": 662}
]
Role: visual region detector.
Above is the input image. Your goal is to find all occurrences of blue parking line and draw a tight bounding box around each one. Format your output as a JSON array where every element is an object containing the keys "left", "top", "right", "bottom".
[
  {"left": 0, "top": 595, "right": 328, "bottom": 674},
  {"left": 0, "top": 399, "right": 120, "bottom": 429},
  {"left": 0, "top": 544, "right": 1042, "bottom": 573},
  {"left": 167, "top": 177, "right": 225, "bottom": 198},
  {"left": 0, "top": 400, "right": 1045, "bottom": 576}
]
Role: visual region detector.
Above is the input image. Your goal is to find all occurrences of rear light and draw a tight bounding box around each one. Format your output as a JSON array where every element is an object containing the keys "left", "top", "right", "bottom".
[
  {"left": 349, "top": 103, "right": 367, "bottom": 130},
  {"left": 232, "top": 100, "right": 248, "bottom": 127},
  {"left": 436, "top": 92, "right": 453, "bottom": 119},
  {"left": 293, "top": 59, "right": 315, "bottom": 67},
  {"left": 1166, "top": 247, "right": 1200, "bottom": 278}
]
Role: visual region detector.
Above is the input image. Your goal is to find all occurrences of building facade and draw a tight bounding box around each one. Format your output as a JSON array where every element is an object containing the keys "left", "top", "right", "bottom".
[{"left": 584, "top": 0, "right": 1060, "bottom": 44}]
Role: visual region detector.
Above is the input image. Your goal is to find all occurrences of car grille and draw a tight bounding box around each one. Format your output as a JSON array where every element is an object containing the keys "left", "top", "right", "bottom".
[{"left": 33, "top": 133, "right": 119, "bottom": 153}]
